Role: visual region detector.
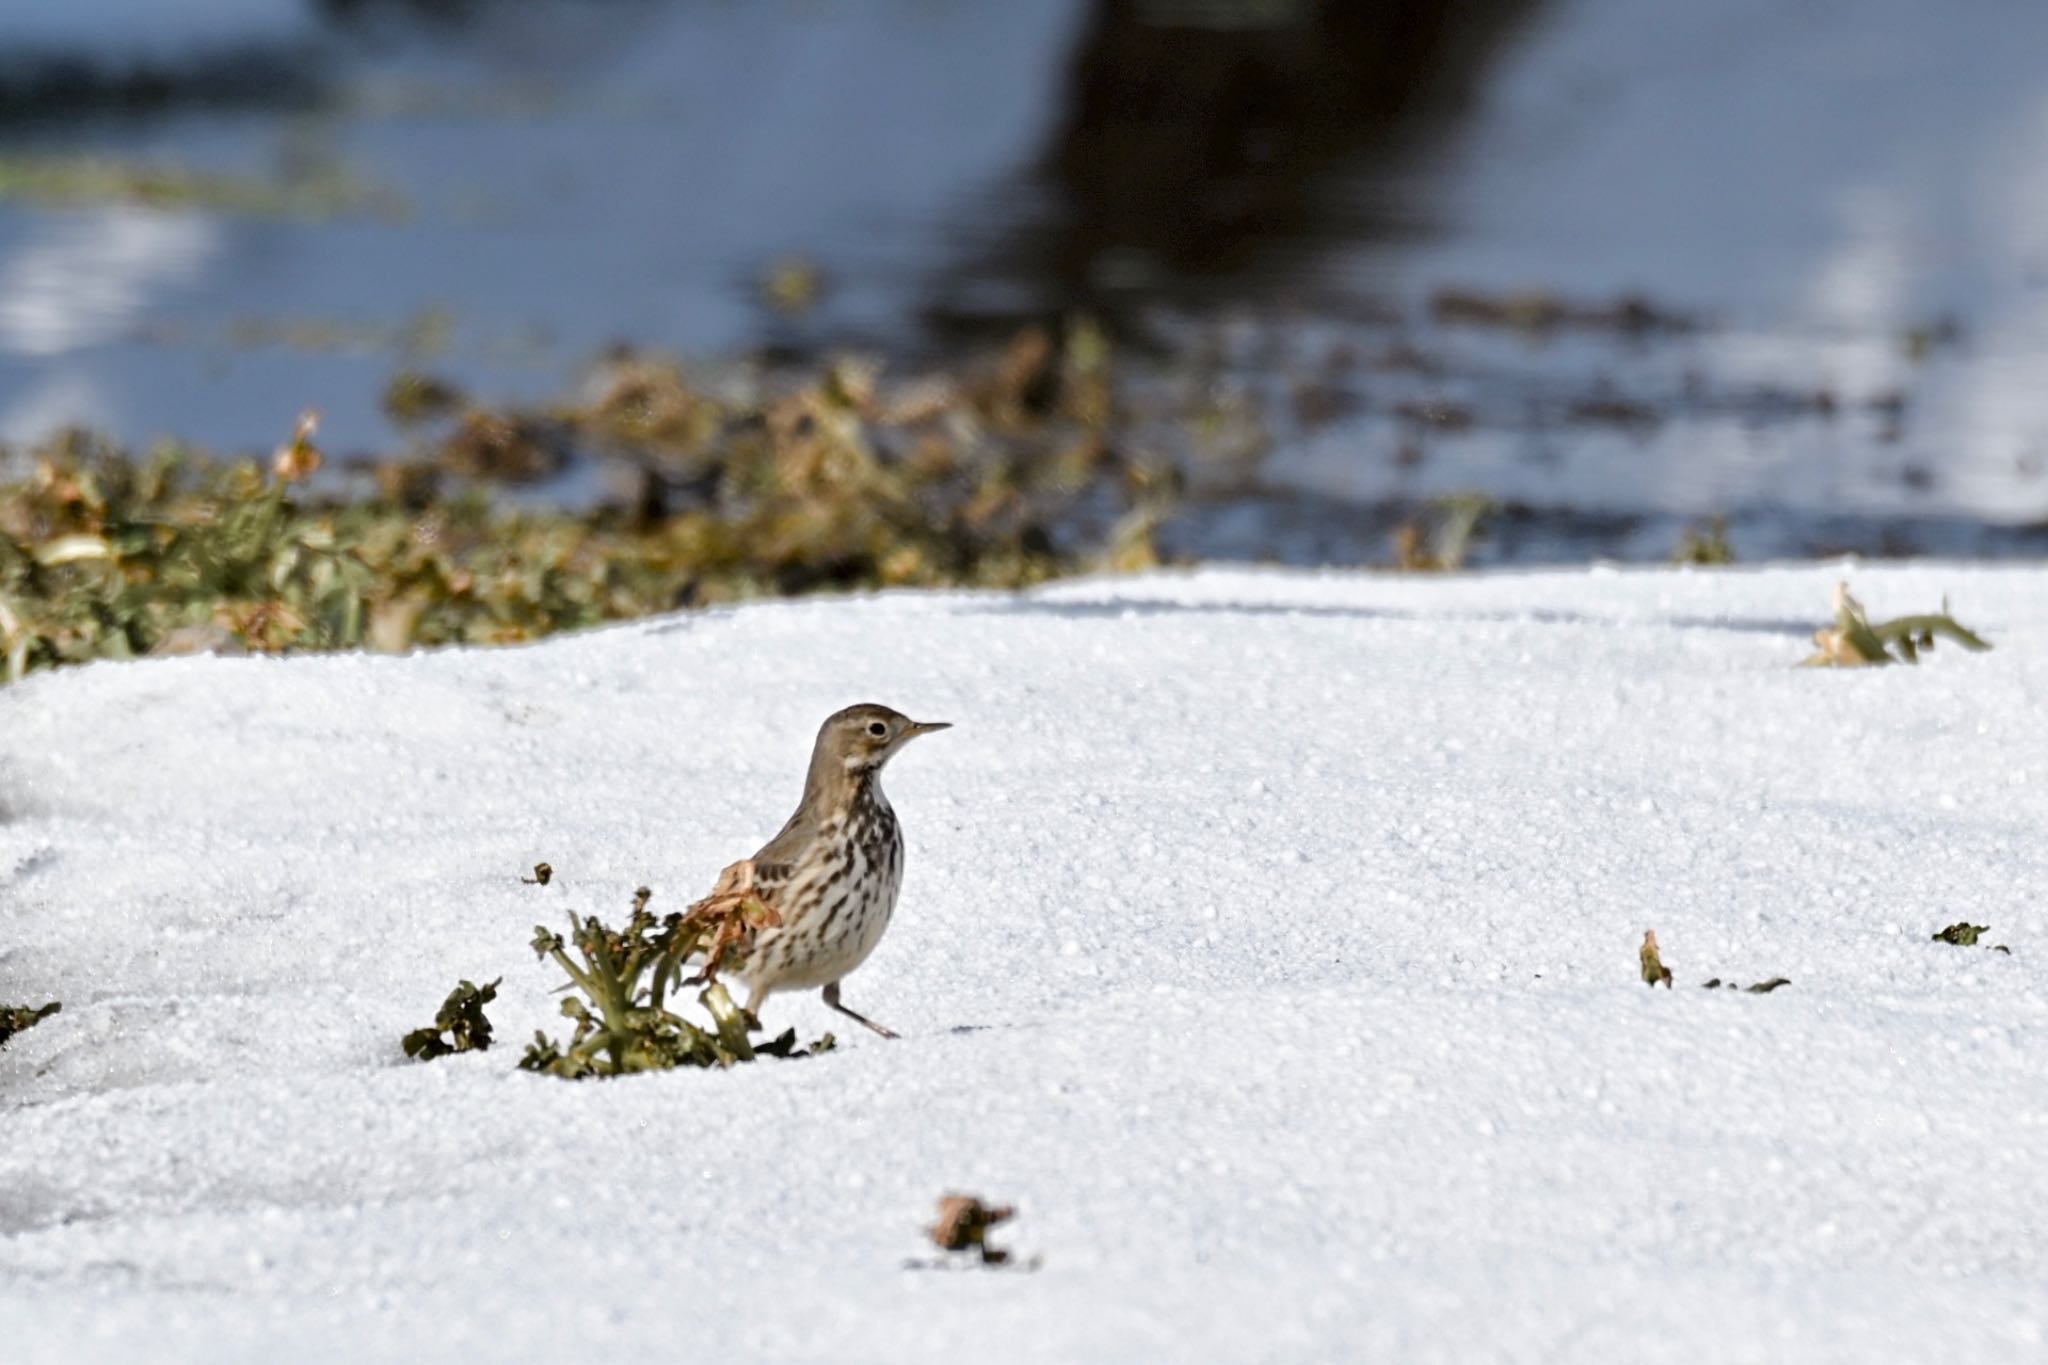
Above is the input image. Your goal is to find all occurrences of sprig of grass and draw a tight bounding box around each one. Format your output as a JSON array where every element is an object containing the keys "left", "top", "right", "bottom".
[
  {"left": 1392, "top": 493, "right": 1492, "bottom": 571},
  {"left": 1802, "top": 582, "right": 1991, "bottom": 667},
  {"left": 518, "top": 883, "right": 829, "bottom": 1079}
]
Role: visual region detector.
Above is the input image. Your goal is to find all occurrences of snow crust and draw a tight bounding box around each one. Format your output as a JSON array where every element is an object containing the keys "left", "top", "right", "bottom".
[{"left": 1, "top": 563, "right": 2044, "bottom": 1362}]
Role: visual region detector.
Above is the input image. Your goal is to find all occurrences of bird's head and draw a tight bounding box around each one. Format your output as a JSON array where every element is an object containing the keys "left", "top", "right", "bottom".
[{"left": 815, "top": 703, "right": 951, "bottom": 776}]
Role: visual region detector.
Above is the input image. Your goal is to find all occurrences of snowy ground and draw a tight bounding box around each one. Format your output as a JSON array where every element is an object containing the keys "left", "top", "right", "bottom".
[{"left": 1, "top": 563, "right": 2044, "bottom": 1363}]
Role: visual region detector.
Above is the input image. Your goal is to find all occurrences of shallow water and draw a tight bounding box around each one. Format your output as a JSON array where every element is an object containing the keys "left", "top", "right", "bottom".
[{"left": 3, "top": 0, "right": 2046, "bottom": 561}]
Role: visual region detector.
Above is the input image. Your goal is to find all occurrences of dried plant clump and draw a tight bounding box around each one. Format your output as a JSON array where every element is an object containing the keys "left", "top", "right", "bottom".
[
  {"left": 680, "top": 859, "right": 786, "bottom": 984},
  {"left": 0, "top": 332, "right": 1176, "bottom": 685},
  {"left": 1646, "top": 932, "right": 1792, "bottom": 994},
  {"left": 518, "top": 882, "right": 829, "bottom": 1080},
  {"left": 401, "top": 978, "right": 500, "bottom": 1060},
  {"left": 0, "top": 1000, "right": 60, "bottom": 1048},
  {"left": 927, "top": 1195, "right": 1020, "bottom": 1267},
  {"left": 1429, "top": 287, "right": 1695, "bottom": 338},
  {"left": 382, "top": 372, "right": 465, "bottom": 427},
  {"left": 438, "top": 410, "right": 569, "bottom": 483},
  {"left": 1672, "top": 518, "right": 1734, "bottom": 566},
  {"left": 1700, "top": 976, "right": 1795, "bottom": 992},
  {"left": 1932, "top": 922, "right": 2010, "bottom": 954},
  {"left": 1392, "top": 493, "right": 1492, "bottom": 572},
  {"left": 1639, "top": 931, "right": 1673, "bottom": 987},
  {"left": 1802, "top": 582, "right": 1991, "bottom": 667}
]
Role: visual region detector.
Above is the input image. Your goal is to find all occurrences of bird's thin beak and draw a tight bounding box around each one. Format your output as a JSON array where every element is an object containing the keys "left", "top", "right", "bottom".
[{"left": 906, "top": 720, "right": 952, "bottom": 738}]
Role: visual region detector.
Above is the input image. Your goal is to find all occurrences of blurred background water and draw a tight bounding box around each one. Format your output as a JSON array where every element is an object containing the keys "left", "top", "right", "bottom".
[{"left": 4, "top": 0, "right": 2047, "bottom": 559}]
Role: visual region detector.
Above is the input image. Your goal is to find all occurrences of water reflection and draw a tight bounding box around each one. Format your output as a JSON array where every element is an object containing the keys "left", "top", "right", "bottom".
[
  {"left": 0, "top": 209, "right": 214, "bottom": 356},
  {"left": 1, "top": 0, "right": 2046, "bottom": 558},
  {"left": 928, "top": 0, "right": 1540, "bottom": 329}
]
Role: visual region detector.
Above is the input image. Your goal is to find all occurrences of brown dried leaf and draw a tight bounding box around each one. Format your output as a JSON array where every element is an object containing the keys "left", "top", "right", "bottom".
[
  {"left": 1640, "top": 930, "right": 1673, "bottom": 988},
  {"left": 929, "top": 1194, "right": 1016, "bottom": 1263},
  {"left": 682, "top": 858, "right": 785, "bottom": 981},
  {"left": 272, "top": 409, "right": 323, "bottom": 483}
]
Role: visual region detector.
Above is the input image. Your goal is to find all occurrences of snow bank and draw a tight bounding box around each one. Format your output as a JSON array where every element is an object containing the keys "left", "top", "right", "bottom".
[{"left": 2, "top": 563, "right": 2044, "bottom": 1362}]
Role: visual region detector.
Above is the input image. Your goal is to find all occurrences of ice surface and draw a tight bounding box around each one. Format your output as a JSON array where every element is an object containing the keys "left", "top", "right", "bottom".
[{"left": 1, "top": 564, "right": 2044, "bottom": 1361}]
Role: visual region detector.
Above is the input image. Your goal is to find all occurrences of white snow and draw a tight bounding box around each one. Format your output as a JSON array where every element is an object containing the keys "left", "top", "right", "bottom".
[{"left": 1, "top": 563, "right": 2044, "bottom": 1362}]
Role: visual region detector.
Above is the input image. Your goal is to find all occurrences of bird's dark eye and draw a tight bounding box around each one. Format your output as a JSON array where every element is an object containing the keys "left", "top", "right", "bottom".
[{"left": 867, "top": 721, "right": 888, "bottom": 738}]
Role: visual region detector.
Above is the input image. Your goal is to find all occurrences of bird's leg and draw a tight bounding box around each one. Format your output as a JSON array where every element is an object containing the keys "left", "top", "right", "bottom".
[
  {"left": 822, "top": 981, "right": 899, "bottom": 1040},
  {"left": 743, "top": 984, "right": 768, "bottom": 1033}
]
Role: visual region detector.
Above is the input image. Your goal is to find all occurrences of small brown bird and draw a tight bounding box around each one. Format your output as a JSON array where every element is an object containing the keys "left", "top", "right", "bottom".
[{"left": 722, "top": 703, "right": 949, "bottom": 1039}]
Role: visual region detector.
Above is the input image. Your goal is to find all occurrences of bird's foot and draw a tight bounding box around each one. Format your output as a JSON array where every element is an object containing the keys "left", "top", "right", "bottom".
[{"left": 823, "top": 983, "right": 899, "bottom": 1039}]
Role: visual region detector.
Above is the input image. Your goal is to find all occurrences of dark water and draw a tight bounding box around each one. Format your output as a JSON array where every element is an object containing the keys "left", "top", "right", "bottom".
[{"left": 4, "top": 0, "right": 2047, "bottom": 561}]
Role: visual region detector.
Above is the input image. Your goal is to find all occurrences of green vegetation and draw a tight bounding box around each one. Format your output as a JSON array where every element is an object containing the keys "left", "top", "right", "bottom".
[
  {"left": 1933, "top": 922, "right": 2010, "bottom": 953},
  {"left": 401, "top": 978, "right": 500, "bottom": 1060},
  {"left": 1803, "top": 582, "right": 1991, "bottom": 667},
  {"left": 0, "top": 1000, "right": 61, "bottom": 1048},
  {"left": 518, "top": 882, "right": 831, "bottom": 1079},
  {"left": 402, "top": 873, "right": 832, "bottom": 1079},
  {"left": 1672, "top": 517, "right": 1734, "bottom": 565},
  {"left": 0, "top": 334, "right": 1171, "bottom": 684}
]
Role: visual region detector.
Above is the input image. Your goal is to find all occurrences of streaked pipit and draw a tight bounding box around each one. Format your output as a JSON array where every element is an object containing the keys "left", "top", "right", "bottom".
[{"left": 708, "top": 703, "right": 948, "bottom": 1039}]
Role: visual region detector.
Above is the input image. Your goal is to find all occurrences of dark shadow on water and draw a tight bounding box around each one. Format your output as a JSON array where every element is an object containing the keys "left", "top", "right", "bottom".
[{"left": 925, "top": 0, "right": 1546, "bottom": 336}]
